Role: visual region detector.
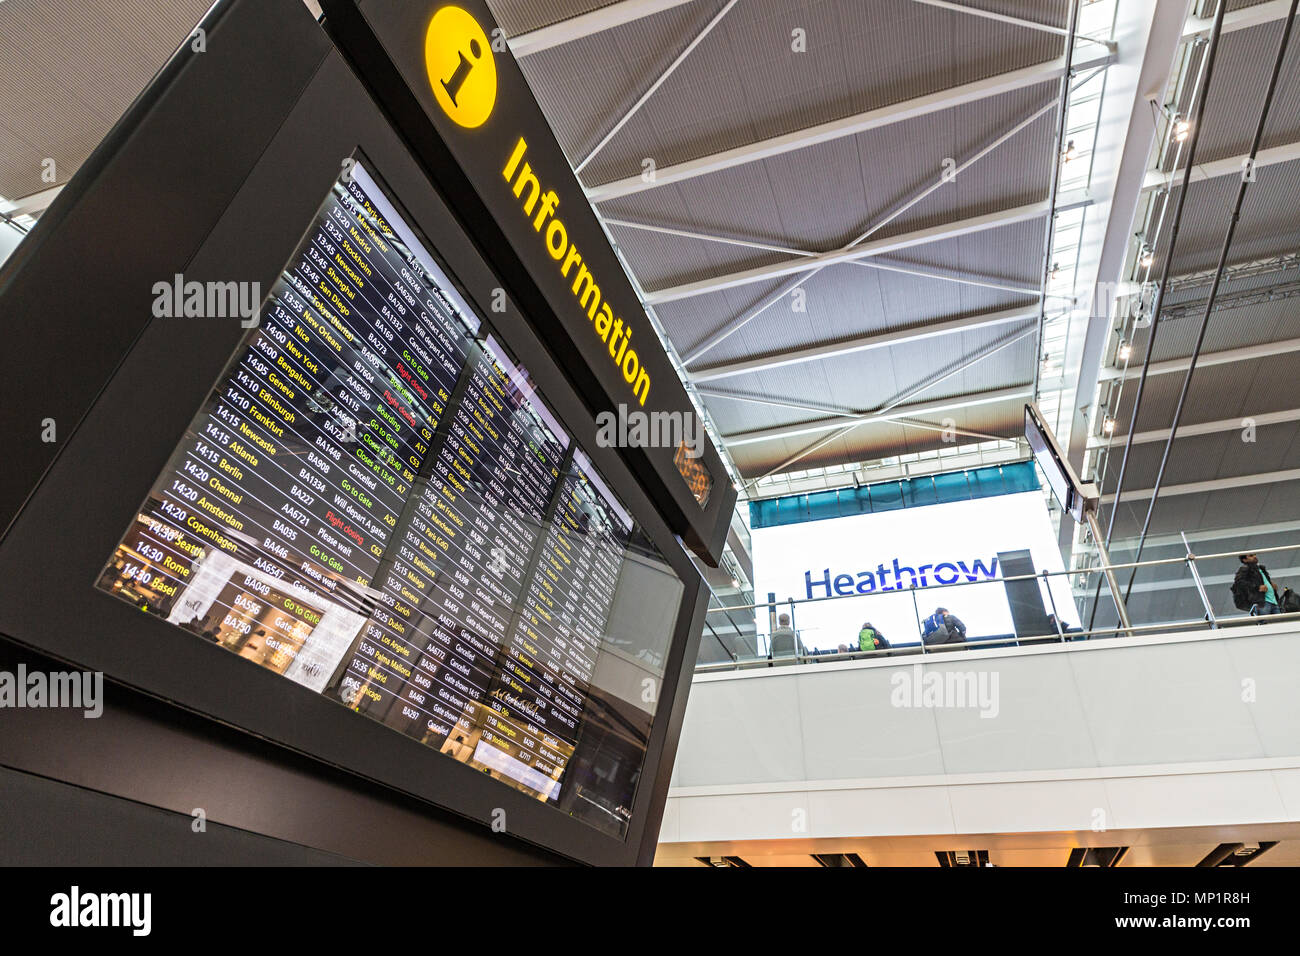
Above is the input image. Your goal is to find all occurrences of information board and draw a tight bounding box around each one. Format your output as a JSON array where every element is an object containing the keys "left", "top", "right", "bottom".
[{"left": 95, "top": 158, "right": 682, "bottom": 836}]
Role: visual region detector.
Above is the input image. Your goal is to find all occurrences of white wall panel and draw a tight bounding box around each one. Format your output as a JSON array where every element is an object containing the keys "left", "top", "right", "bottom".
[
  {"left": 945, "top": 778, "right": 1113, "bottom": 834},
  {"left": 675, "top": 791, "right": 814, "bottom": 843},
  {"left": 794, "top": 665, "right": 946, "bottom": 779},
  {"left": 664, "top": 624, "right": 1300, "bottom": 844},
  {"left": 927, "top": 653, "right": 1096, "bottom": 774},
  {"left": 1102, "top": 770, "right": 1290, "bottom": 830},
  {"left": 672, "top": 672, "right": 807, "bottom": 786},
  {"left": 807, "top": 785, "right": 957, "bottom": 838},
  {"left": 1269, "top": 768, "right": 1300, "bottom": 818},
  {"left": 1068, "top": 636, "right": 1263, "bottom": 766},
  {"left": 1220, "top": 635, "right": 1300, "bottom": 757}
]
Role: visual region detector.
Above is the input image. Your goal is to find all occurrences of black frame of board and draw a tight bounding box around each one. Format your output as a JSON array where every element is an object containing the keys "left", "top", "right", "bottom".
[{"left": 0, "top": 0, "right": 706, "bottom": 867}]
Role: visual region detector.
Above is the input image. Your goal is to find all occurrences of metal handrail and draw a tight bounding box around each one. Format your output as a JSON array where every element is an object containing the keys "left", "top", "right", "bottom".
[
  {"left": 698, "top": 535, "right": 1300, "bottom": 670},
  {"left": 704, "top": 540, "right": 1300, "bottom": 616},
  {"left": 696, "top": 609, "right": 1300, "bottom": 673}
]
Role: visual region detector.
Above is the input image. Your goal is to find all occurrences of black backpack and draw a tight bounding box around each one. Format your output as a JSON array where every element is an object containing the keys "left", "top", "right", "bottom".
[
  {"left": 1282, "top": 588, "right": 1300, "bottom": 614},
  {"left": 1231, "top": 568, "right": 1261, "bottom": 611}
]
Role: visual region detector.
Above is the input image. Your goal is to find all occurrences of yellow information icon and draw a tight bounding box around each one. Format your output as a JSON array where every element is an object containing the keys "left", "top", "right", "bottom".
[{"left": 425, "top": 5, "right": 497, "bottom": 129}]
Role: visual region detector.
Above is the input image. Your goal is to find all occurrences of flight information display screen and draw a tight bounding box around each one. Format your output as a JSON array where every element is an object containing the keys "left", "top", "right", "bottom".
[{"left": 96, "top": 159, "right": 685, "bottom": 838}]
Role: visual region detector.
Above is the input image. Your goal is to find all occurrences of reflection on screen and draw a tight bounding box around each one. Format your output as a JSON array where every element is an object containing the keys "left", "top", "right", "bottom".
[{"left": 96, "top": 158, "right": 684, "bottom": 838}]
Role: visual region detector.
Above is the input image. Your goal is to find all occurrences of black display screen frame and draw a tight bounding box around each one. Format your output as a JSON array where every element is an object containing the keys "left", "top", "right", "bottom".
[
  {"left": 1025, "top": 403, "right": 1081, "bottom": 522},
  {"left": 0, "top": 0, "right": 705, "bottom": 867}
]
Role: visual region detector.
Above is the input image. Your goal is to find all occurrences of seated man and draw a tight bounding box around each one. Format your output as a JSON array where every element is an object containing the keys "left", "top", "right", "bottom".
[
  {"left": 768, "top": 613, "right": 805, "bottom": 661},
  {"left": 922, "top": 607, "right": 967, "bottom": 646},
  {"left": 1046, "top": 614, "right": 1080, "bottom": 638}
]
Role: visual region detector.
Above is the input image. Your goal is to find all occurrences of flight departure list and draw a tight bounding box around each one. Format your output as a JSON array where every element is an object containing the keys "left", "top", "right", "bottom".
[{"left": 97, "top": 160, "right": 661, "bottom": 830}]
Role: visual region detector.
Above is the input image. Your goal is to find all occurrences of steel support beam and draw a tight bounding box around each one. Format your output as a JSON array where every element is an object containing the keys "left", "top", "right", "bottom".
[
  {"left": 1098, "top": 336, "right": 1300, "bottom": 380},
  {"left": 1106, "top": 518, "right": 1300, "bottom": 553},
  {"left": 605, "top": 218, "right": 1042, "bottom": 294},
  {"left": 1183, "top": 0, "right": 1300, "bottom": 40},
  {"left": 603, "top": 217, "right": 814, "bottom": 258},
  {"left": 846, "top": 257, "right": 1042, "bottom": 295},
  {"left": 701, "top": 385, "right": 1005, "bottom": 443},
  {"left": 1101, "top": 468, "right": 1300, "bottom": 503},
  {"left": 1087, "top": 407, "right": 1300, "bottom": 449},
  {"left": 747, "top": 327, "right": 1033, "bottom": 479},
  {"left": 0, "top": 185, "right": 63, "bottom": 218},
  {"left": 573, "top": 0, "right": 738, "bottom": 174},
  {"left": 507, "top": 0, "right": 699, "bottom": 57},
  {"left": 646, "top": 198, "right": 1078, "bottom": 304},
  {"left": 909, "top": 0, "right": 1073, "bottom": 37},
  {"left": 1059, "top": 0, "right": 1191, "bottom": 561},
  {"left": 720, "top": 385, "right": 1033, "bottom": 446},
  {"left": 673, "top": 99, "right": 1073, "bottom": 363},
  {"left": 696, "top": 389, "right": 868, "bottom": 418},
  {"left": 1165, "top": 252, "right": 1300, "bottom": 292},
  {"left": 689, "top": 306, "right": 1038, "bottom": 383},
  {"left": 585, "top": 49, "right": 1115, "bottom": 202},
  {"left": 1141, "top": 137, "right": 1300, "bottom": 193}
]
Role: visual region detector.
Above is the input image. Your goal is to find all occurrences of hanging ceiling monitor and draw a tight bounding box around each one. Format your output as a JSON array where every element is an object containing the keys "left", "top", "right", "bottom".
[{"left": 1024, "top": 402, "right": 1098, "bottom": 523}]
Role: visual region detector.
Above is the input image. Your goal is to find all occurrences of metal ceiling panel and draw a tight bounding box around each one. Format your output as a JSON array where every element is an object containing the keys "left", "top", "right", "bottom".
[
  {"left": 1106, "top": 352, "right": 1300, "bottom": 435},
  {"left": 0, "top": 0, "right": 214, "bottom": 201},
  {"left": 702, "top": 317, "right": 1032, "bottom": 430},
  {"left": 1127, "top": 291, "right": 1300, "bottom": 366},
  {"left": 1098, "top": 422, "right": 1300, "bottom": 493},
  {"left": 549, "top": 0, "right": 1065, "bottom": 186},
  {"left": 1179, "top": 17, "right": 1300, "bottom": 167},
  {"left": 667, "top": 265, "right": 1038, "bottom": 373},
  {"left": 1150, "top": 159, "right": 1300, "bottom": 275},
  {"left": 726, "top": 394, "right": 1026, "bottom": 475},
  {"left": 600, "top": 80, "right": 1059, "bottom": 289},
  {"left": 512, "top": 0, "right": 721, "bottom": 167},
  {"left": 1102, "top": 479, "right": 1299, "bottom": 544},
  {"left": 651, "top": 274, "right": 793, "bottom": 357}
]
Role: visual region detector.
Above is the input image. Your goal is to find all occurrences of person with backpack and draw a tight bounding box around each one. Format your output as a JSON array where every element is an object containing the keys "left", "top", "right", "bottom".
[
  {"left": 1232, "top": 554, "right": 1284, "bottom": 616},
  {"left": 858, "top": 622, "right": 889, "bottom": 652},
  {"left": 922, "top": 607, "right": 967, "bottom": 645}
]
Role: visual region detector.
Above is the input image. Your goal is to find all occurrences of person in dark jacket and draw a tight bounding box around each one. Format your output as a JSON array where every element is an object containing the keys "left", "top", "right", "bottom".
[
  {"left": 1233, "top": 554, "right": 1282, "bottom": 616},
  {"left": 922, "top": 607, "right": 967, "bottom": 645}
]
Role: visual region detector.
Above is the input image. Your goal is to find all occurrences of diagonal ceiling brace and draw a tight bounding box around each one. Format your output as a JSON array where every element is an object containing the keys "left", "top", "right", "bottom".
[
  {"left": 574, "top": 0, "right": 739, "bottom": 174},
  {"left": 675, "top": 96, "right": 1063, "bottom": 364},
  {"left": 742, "top": 324, "right": 1038, "bottom": 483}
]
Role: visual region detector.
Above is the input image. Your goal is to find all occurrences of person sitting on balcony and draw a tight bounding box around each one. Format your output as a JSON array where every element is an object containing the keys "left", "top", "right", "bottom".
[
  {"left": 1047, "top": 614, "right": 1080, "bottom": 637},
  {"left": 858, "top": 622, "right": 889, "bottom": 651},
  {"left": 769, "top": 613, "right": 804, "bottom": 660},
  {"left": 1232, "top": 554, "right": 1283, "bottom": 616},
  {"left": 922, "top": 607, "right": 967, "bottom": 645}
]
